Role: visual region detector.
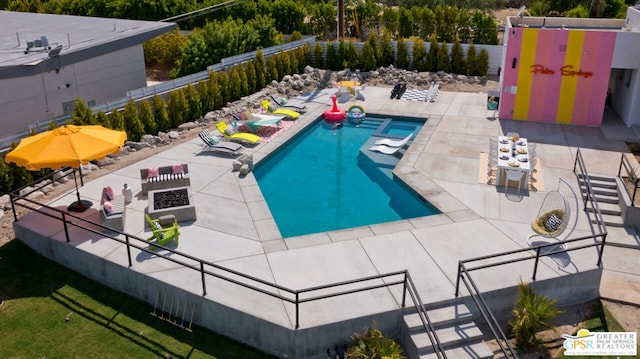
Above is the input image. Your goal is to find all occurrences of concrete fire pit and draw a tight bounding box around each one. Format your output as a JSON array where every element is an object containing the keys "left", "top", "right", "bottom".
[{"left": 147, "top": 186, "right": 197, "bottom": 222}]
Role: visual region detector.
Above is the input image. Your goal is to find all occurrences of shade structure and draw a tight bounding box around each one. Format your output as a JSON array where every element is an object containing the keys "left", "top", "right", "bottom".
[{"left": 5, "top": 125, "right": 127, "bottom": 212}]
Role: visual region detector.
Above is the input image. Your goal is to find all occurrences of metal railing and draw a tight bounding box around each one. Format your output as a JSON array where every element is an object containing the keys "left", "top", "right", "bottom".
[
  {"left": 9, "top": 168, "right": 419, "bottom": 331},
  {"left": 453, "top": 149, "right": 611, "bottom": 359},
  {"left": 574, "top": 148, "right": 609, "bottom": 239},
  {"left": 617, "top": 153, "right": 639, "bottom": 207},
  {"left": 404, "top": 272, "right": 447, "bottom": 359}
]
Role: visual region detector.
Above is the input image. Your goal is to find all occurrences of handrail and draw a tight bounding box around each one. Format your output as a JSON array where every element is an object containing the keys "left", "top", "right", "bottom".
[
  {"left": 9, "top": 169, "right": 412, "bottom": 330},
  {"left": 453, "top": 150, "right": 612, "bottom": 359},
  {"left": 573, "top": 148, "right": 608, "bottom": 261},
  {"left": 404, "top": 272, "right": 447, "bottom": 359},
  {"left": 617, "top": 153, "right": 639, "bottom": 207},
  {"left": 457, "top": 262, "right": 517, "bottom": 358}
]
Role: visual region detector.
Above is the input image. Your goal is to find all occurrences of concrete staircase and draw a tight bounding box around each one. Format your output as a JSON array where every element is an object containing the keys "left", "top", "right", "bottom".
[
  {"left": 576, "top": 174, "right": 624, "bottom": 227},
  {"left": 402, "top": 301, "right": 494, "bottom": 359}
]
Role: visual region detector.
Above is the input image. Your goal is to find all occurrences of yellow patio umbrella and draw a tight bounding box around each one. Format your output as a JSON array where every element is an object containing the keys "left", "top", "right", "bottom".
[{"left": 5, "top": 124, "right": 127, "bottom": 212}]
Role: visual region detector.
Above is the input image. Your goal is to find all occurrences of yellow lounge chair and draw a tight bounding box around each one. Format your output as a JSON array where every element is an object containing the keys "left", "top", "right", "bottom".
[
  {"left": 216, "top": 122, "right": 261, "bottom": 145},
  {"left": 261, "top": 100, "right": 300, "bottom": 119}
]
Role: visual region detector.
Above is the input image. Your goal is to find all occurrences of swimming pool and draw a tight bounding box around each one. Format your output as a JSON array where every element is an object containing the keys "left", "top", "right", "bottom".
[{"left": 254, "top": 116, "right": 439, "bottom": 238}]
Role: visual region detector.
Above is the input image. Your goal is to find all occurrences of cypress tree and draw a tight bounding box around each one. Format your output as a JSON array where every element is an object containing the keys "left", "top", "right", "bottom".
[
  {"left": 216, "top": 71, "right": 230, "bottom": 105},
  {"left": 396, "top": 38, "right": 409, "bottom": 69},
  {"left": 72, "top": 98, "right": 95, "bottom": 125},
  {"left": 337, "top": 39, "right": 346, "bottom": 69},
  {"left": 246, "top": 61, "right": 257, "bottom": 94},
  {"left": 167, "top": 90, "right": 187, "bottom": 128},
  {"left": 450, "top": 39, "right": 465, "bottom": 75},
  {"left": 313, "top": 42, "right": 324, "bottom": 68},
  {"left": 288, "top": 50, "right": 299, "bottom": 75},
  {"left": 466, "top": 44, "right": 477, "bottom": 76},
  {"left": 138, "top": 100, "right": 157, "bottom": 135},
  {"left": 437, "top": 41, "right": 450, "bottom": 72},
  {"left": 95, "top": 110, "right": 110, "bottom": 129},
  {"left": 326, "top": 42, "right": 338, "bottom": 70},
  {"left": 367, "top": 32, "right": 379, "bottom": 64},
  {"left": 228, "top": 66, "right": 242, "bottom": 101},
  {"left": 379, "top": 31, "right": 394, "bottom": 68},
  {"left": 477, "top": 48, "right": 489, "bottom": 76},
  {"left": 345, "top": 41, "right": 359, "bottom": 70},
  {"left": 197, "top": 80, "right": 213, "bottom": 114},
  {"left": 238, "top": 65, "right": 249, "bottom": 97},
  {"left": 207, "top": 71, "right": 223, "bottom": 110},
  {"left": 109, "top": 109, "right": 125, "bottom": 132},
  {"left": 254, "top": 49, "right": 266, "bottom": 89},
  {"left": 267, "top": 56, "right": 278, "bottom": 83},
  {"left": 123, "top": 99, "right": 145, "bottom": 141},
  {"left": 361, "top": 42, "right": 376, "bottom": 71},
  {"left": 428, "top": 34, "right": 439, "bottom": 72},
  {"left": 151, "top": 95, "right": 170, "bottom": 132},
  {"left": 297, "top": 44, "right": 311, "bottom": 72},
  {"left": 412, "top": 39, "right": 427, "bottom": 71},
  {"left": 185, "top": 83, "right": 202, "bottom": 120}
]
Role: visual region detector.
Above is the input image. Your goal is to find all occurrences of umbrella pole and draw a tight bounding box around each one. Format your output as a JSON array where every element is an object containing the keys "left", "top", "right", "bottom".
[{"left": 68, "top": 167, "right": 93, "bottom": 212}]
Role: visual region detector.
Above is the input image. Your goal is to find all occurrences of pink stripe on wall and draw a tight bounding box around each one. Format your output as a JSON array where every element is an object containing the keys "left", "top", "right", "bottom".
[
  {"left": 498, "top": 28, "right": 523, "bottom": 120},
  {"left": 541, "top": 30, "right": 570, "bottom": 123},
  {"left": 527, "top": 30, "right": 553, "bottom": 122},
  {"left": 585, "top": 32, "right": 616, "bottom": 126},
  {"left": 572, "top": 32, "right": 599, "bottom": 125}
]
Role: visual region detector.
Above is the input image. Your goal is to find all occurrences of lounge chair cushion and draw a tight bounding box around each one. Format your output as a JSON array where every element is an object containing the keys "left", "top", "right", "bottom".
[
  {"left": 105, "top": 186, "right": 115, "bottom": 201},
  {"left": 172, "top": 164, "right": 184, "bottom": 175},
  {"left": 147, "top": 167, "right": 159, "bottom": 180},
  {"left": 103, "top": 200, "right": 114, "bottom": 215},
  {"left": 545, "top": 214, "right": 562, "bottom": 232},
  {"left": 531, "top": 209, "right": 565, "bottom": 236}
]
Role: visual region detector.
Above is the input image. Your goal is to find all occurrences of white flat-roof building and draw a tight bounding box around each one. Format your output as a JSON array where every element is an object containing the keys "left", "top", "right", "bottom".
[{"left": 0, "top": 11, "right": 175, "bottom": 138}]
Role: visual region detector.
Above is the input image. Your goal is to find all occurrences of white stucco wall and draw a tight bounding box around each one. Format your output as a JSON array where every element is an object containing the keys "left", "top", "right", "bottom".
[{"left": 0, "top": 46, "right": 146, "bottom": 135}]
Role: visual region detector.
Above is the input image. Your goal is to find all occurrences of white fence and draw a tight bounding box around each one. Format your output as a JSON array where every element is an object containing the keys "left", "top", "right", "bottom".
[{"left": 2, "top": 38, "right": 502, "bottom": 150}]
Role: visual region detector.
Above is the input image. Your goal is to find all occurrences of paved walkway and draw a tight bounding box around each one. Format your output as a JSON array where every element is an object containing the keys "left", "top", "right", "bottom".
[{"left": 19, "top": 86, "right": 640, "bottom": 347}]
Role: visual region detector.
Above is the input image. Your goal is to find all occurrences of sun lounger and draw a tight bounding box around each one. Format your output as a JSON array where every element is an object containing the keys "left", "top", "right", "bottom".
[
  {"left": 215, "top": 122, "right": 261, "bottom": 145},
  {"left": 234, "top": 112, "right": 284, "bottom": 132},
  {"left": 368, "top": 145, "right": 403, "bottom": 155},
  {"left": 374, "top": 133, "right": 413, "bottom": 147},
  {"left": 198, "top": 131, "right": 244, "bottom": 156},
  {"left": 270, "top": 94, "right": 308, "bottom": 112},
  {"left": 261, "top": 100, "right": 300, "bottom": 119}
]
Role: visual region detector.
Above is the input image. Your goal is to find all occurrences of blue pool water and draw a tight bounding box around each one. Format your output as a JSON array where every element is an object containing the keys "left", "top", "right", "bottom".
[{"left": 254, "top": 117, "right": 438, "bottom": 238}]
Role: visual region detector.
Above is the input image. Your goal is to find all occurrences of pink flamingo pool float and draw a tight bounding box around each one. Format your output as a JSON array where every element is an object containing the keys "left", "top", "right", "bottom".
[{"left": 323, "top": 95, "right": 346, "bottom": 125}]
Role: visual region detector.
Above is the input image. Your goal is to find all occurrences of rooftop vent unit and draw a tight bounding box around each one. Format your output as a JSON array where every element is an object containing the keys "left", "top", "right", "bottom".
[{"left": 24, "top": 36, "right": 51, "bottom": 54}]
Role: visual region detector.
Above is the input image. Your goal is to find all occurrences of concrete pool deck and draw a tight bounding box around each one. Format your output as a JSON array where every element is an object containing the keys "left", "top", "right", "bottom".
[{"left": 14, "top": 86, "right": 640, "bottom": 357}]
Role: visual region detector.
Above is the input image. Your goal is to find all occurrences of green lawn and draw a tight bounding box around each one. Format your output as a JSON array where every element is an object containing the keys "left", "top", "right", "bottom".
[{"left": 0, "top": 240, "right": 277, "bottom": 359}]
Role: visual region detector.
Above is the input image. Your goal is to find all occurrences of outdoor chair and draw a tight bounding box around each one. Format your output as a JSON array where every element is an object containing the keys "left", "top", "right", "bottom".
[
  {"left": 261, "top": 100, "right": 300, "bottom": 119},
  {"left": 527, "top": 178, "right": 579, "bottom": 252},
  {"left": 216, "top": 122, "right": 261, "bottom": 145},
  {"left": 504, "top": 169, "right": 526, "bottom": 194},
  {"left": 145, "top": 214, "right": 180, "bottom": 250},
  {"left": 270, "top": 94, "right": 308, "bottom": 112},
  {"left": 374, "top": 133, "right": 413, "bottom": 147}
]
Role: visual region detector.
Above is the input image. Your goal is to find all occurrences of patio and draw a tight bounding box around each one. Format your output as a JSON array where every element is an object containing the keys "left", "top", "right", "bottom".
[{"left": 12, "top": 86, "right": 640, "bottom": 358}]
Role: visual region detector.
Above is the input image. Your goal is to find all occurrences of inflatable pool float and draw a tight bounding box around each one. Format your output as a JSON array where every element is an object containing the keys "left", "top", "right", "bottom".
[
  {"left": 324, "top": 95, "right": 346, "bottom": 125},
  {"left": 346, "top": 105, "right": 365, "bottom": 125}
]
